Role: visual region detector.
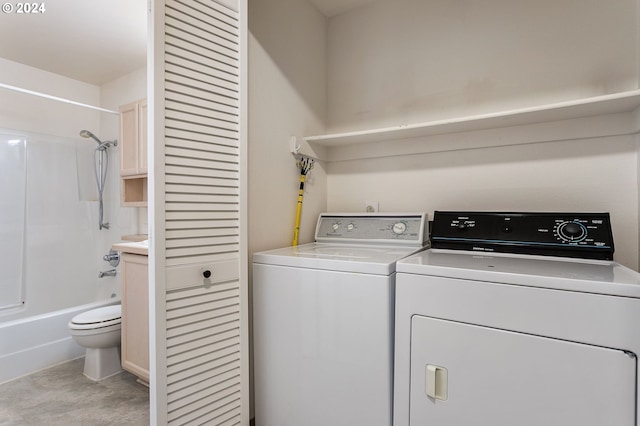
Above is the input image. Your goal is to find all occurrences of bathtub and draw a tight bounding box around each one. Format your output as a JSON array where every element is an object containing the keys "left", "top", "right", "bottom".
[{"left": 0, "top": 298, "right": 120, "bottom": 384}]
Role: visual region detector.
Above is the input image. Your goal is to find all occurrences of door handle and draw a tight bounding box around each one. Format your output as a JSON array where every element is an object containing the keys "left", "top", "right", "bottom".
[{"left": 426, "top": 364, "right": 448, "bottom": 401}]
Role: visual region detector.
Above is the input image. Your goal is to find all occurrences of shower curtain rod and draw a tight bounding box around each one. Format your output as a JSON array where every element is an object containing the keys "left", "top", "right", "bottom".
[{"left": 0, "top": 83, "right": 119, "bottom": 114}]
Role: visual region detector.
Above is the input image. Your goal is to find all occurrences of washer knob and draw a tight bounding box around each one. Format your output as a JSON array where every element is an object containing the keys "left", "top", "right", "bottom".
[{"left": 392, "top": 222, "right": 407, "bottom": 235}]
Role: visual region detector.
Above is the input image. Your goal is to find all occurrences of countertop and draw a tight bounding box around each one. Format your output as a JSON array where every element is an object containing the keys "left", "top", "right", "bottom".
[
  {"left": 112, "top": 240, "right": 148, "bottom": 256},
  {"left": 120, "top": 234, "right": 148, "bottom": 242}
]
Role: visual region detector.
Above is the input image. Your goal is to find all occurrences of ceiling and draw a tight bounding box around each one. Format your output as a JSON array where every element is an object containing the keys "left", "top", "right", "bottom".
[
  {"left": 0, "top": 0, "right": 147, "bottom": 86},
  {"left": 0, "top": 0, "right": 378, "bottom": 87}
]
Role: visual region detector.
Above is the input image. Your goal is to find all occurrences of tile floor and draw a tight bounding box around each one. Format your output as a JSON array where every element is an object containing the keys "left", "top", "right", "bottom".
[{"left": 0, "top": 358, "right": 149, "bottom": 425}]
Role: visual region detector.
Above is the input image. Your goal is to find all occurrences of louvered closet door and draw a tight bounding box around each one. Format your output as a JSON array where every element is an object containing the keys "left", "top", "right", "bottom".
[{"left": 149, "top": 0, "right": 248, "bottom": 425}]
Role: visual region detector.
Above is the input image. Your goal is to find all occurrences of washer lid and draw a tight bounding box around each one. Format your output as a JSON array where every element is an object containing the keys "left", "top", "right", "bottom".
[
  {"left": 397, "top": 249, "right": 640, "bottom": 298},
  {"left": 253, "top": 242, "right": 425, "bottom": 275},
  {"left": 71, "top": 305, "right": 121, "bottom": 325}
]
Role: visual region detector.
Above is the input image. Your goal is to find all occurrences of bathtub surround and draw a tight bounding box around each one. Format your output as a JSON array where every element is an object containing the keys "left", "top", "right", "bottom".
[
  {"left": 0, "top": 132, "right": 122, "bottom": 322},
  {"left": 0, "top": 136, "right": 26, "bottom": 314}
]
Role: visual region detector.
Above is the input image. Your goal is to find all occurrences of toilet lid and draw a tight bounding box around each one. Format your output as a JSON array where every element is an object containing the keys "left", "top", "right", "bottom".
[{"left": 71, "top": 305, "right": 121, "bottom": 325}]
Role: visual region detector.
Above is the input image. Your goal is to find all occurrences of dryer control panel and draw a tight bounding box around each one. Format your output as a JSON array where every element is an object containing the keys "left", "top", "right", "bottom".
[{"left": 430, "top": 211, "right": 614, "bottom": 260}]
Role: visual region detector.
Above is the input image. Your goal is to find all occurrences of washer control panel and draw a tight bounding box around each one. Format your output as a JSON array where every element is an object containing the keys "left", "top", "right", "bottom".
[
  {"left": 315, "top": 213, "right": 428, "bottom": 246},
  {"left": 430, "top": 211, "right": 614, "bottom": 260}
]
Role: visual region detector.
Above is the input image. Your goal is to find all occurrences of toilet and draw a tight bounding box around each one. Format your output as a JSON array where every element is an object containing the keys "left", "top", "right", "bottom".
[{"left": 68, "top": 304, "right": 122, "bottom": 381}]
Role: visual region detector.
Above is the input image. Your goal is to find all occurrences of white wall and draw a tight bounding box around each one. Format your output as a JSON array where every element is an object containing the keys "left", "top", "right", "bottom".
[
  {"left": 0, "top": 57, "right": 101, "bottom": 138},
  {"left": 249, "top": 0, "right": 327, "bottom": 253},
  {"left": 637, "top": 0, "right": 640, "bottom": 88},
  {"left": 322, "top": 0, "right": 640, "bottom": 269},
  {"left": 636, "top": 107, "right": 640, "bottom": 266},
  {"left": 327, "top": 0, "right": 639, "bottom": 133},
  {"left": 328, "top": 130, "right": 639, "bottom": 269},
  {"left": 248, "top": 0, "right": 327, "bottom": 418}
]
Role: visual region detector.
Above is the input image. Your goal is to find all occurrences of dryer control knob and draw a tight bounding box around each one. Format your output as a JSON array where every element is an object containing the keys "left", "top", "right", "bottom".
[
  {"left": 557, "top": 221, "right": 587, "bottom": 242},
  {"left": 563, "top": 222, "right": 582, "bottom": 236}
]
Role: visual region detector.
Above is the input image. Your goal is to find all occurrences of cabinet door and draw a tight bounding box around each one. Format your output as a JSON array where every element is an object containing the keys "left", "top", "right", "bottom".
[
  {"left": 410, "top": 315, "right": 636, "bottom": 426},
  {"left": 121, "top": 253, "right": 149, "bottom": 382},
  {"left": 119, "top": 101, "right": 139, "bottom": 176}
]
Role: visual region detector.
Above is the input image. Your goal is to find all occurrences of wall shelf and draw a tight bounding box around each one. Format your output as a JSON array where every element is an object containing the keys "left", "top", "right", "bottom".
[
  {"left": 121, "top": 175, "right": 147, "bottom": 207},
  {"left": 304, "top": 90, "right": 640, "bottom": 152}
]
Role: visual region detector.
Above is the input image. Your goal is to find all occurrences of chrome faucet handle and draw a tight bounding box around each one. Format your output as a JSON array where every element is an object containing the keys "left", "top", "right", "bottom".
[{"left": 103, "top": 249, "right": 120, "bottom": 267}]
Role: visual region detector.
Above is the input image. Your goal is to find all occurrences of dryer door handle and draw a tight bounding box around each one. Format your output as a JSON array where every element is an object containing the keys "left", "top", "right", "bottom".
[{"left": 426, "top": 364, "right": 448, "bottom": 401}]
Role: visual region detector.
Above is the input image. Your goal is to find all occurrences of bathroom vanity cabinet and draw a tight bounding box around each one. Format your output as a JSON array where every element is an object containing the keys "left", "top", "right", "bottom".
[
  {"left": 119, "top": 98, "right": 148, "bottom": 207},
  {"left": 120, "top": 252, "right": 149, "bottom": 384}
]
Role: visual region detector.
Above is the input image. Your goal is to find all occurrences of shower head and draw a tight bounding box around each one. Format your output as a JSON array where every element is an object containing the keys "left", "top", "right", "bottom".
[
  {"left": 79, "top": 130, "right": 102, "bottom": 145},
  {"left": 80, "top": 130, "right": 118, "bottom": 151}
]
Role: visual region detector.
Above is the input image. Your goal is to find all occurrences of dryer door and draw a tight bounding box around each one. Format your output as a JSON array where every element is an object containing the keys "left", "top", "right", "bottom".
[{"left": 410, "top": 315, "right": 636, "bottom": 426}]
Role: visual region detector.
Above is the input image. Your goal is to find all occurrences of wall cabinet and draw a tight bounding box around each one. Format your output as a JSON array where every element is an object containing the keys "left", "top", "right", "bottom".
[
  {"left": 120, "top": 252, "right": 149, "bottom": 384},
  {"left": 119, "top": 99, "right": 148, "bottom": 206}
]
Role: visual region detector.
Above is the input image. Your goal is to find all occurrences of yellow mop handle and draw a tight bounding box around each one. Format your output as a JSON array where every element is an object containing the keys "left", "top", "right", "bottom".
[{"left": 292, "top": 173, "right": 306, "bottom": 246}]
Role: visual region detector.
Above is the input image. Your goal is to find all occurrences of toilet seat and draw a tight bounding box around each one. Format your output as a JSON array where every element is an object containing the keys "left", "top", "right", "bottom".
[{"left": 69, "top": 305, "right": 121, "bottom": 330}]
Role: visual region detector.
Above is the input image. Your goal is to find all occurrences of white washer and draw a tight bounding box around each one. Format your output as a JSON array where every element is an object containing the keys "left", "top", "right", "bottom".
[
  {"left": 394, "top": 211, "right": 640, "bottom": 426},
  {"left": 253, "top": 213, "right": 428, "bottom": 426}
]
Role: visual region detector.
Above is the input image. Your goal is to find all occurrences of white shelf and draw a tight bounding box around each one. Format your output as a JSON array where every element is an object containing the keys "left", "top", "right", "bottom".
[{"left": 305, "top": 90, "right": 640, "bottom": 148}]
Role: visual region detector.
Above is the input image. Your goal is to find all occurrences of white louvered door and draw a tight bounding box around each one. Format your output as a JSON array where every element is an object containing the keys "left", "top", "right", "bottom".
[{"left": 148, "top": 0, "right": 248, "bottom": 425}]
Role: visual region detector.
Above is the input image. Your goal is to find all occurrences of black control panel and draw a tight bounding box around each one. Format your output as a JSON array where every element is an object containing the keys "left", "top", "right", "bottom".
[{"left": 430, "top": 211, "right": 614, "bottom": 260}]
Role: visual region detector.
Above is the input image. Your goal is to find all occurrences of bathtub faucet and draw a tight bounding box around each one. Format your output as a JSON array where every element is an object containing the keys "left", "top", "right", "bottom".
[
  {"left": 103, "top": 249, "right": 120, "bottom": 267},
  {"left": 98, "top": 269, "right": 117, "bottom": 278}
]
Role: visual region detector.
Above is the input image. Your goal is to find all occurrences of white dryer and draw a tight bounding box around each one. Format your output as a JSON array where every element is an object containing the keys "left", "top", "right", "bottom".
[
  {"left": 253, "top": 213, "right": 428, "bottom": 426},
  {"left": 394, "top": 211, "right": 640, "bottom": 426}
]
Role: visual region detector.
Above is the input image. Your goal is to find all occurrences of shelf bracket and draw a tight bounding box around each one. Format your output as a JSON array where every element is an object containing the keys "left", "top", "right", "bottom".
[{"left": 290, "top": 136, "right": 326, "bottom": 162}]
